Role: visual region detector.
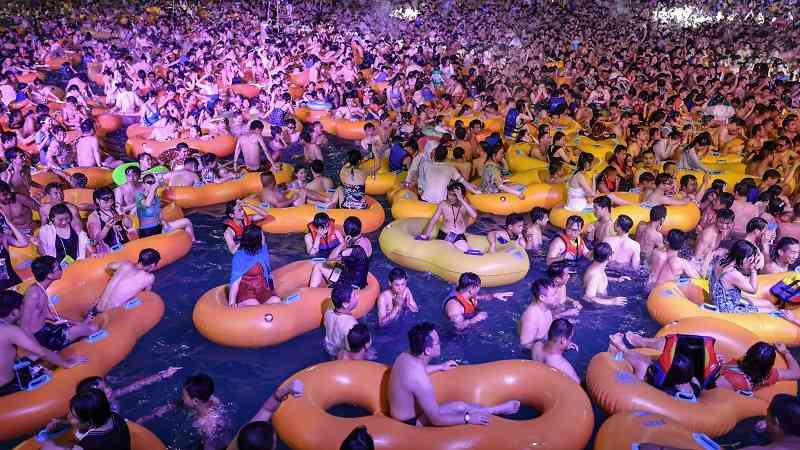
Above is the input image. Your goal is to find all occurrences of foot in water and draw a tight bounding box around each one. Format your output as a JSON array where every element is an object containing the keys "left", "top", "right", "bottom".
[
  {"left": 624, "top": 331, "right": 646, "bottom": 348},
  {"left": 608, "top": 332, "right": 626, "bottom": 352}
]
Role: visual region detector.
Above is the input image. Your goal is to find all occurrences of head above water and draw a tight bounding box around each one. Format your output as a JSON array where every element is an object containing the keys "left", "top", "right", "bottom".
[{"left": 408, "top": 321, "right": 439, "bottom": 358}]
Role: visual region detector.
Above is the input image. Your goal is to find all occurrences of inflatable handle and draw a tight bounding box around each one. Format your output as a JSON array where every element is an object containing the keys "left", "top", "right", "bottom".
[
  {"left": 465, "top": 249, "right": 484, "bottom": 256},
  {"left": 700, "top": 303, "right": 719, "bottom": 312},
  {"left": 36, "top": 425, "right": 70, "bottom": 443},
  {"left": 315, "top": 203, "right": 328, "bottom": 211},
  {"left": 16, "top": 259, "right": 32, "bottom": 269},
  {"left": 737, "top": 389, "right": 754, "bottom": 397},
  {"left": 326, "top": 188, "right": 337, "bottom": 193},
  {"left": 632, "top": 411, "right": 651, "bottom": 417},
  {"left": 693, "top": 433, "right": 721, "bottom": 450},
  {"left": 26, "top": 373, "right": 52, "bottom": 391},
  {"left": 14, "top": 359, "right": 31, "bottom": 370},
  {"left": 264, "top": 313, "right": 274, "bottom": 323},
  {"left": 284, "top": 293, "right": 301, "bottom": 304},
  {"left": 613, "top": 351, "right": 624, "bottom": 361},
  {"left": 415, "top": 235, "right": 429, "bottom": 241},
  {"left": 50, "top": 295, "right": 60, "bottom": 305},
  {"left": 311, "top": 257, "right": 326, "bottom": 264},
  {"left": 124, "top": 297, "right": 143, "bottom": 309},
  {"left": 499, "top": 196, "right": 507, "bottom": 202},
  {"left": 768, "top": 310, "right": 785, "bottom": 318},
  {"left": 677, "top": 276, "right": 690, "bottom": 285},
  {"left": 87, "top": 329, "right": 109, "bottom": 343},
  {"left": 674, "top": 391, "right": 697, "bottom": 403},
  {"left": 630, "top": 445, "right": 640, "bottom": 450}
]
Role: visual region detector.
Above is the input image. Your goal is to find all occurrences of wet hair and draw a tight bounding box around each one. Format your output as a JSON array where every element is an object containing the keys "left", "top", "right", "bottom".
[
  {"left": 593, "top": 195, "right": 612, "bottom": 211},
  {"left": 260, "top": 171, "right": 276, "bottom": 186},
  {"left": 69, "top": 389, "right": 111, "bottom": 428},
  {"left": 716, "top": 208, "right": 735, "bottom": 223},
  {"left": 530, "top": 277, "right": 554, "bottom": 302},
  {"left": 340, "top": 426, "right": 375, "bottom": 450},
  {"left": 547, "top": 261, "right": 568, "bottom": 279},
  {"left": 746, "top": 217, "right": 768, "bottom": 234},
  {"left": 638, "top": 171, "right": 655, "bottom": 185},
  {"left": 766, "top": 198, "right": 785, "bottom": 217},
  {"left": 408, "top": 322, "right": 436, "bottom": 356},
  {"left": 763, "top": 169, "right": 781, "bottom": 181},
  {"left": 183, "top": 373, "right": 214, "bottom": 402},
  {"left": 768, "top": 394, "right": 800, "bottom": 436},
  {"left": 593, "top": 242, "right": 612, "bottom": 262},
  {"left": 664, "top": 229, "right": 687, "bottom": 251},
  {"left": 124, "top": 165, "right": 142, "bottom": 177},
  {"left": 347, "top": 150, "right": 362, "bottom": 166},
  {"left": 720, "top": 239, "right": 756, "bottom": 269},
  {"left": 138, "top": 248, "right": 161, "bottom": 267},
  {"left": 711, "top": 179, "right": 727, "bottom": 192},
  {"left": 506, "top": 213, "right": 524, "bottom": 228},
  {"left": 734, "top": 182, "right": 750, "bottom": 197},
  {"left": 311, "top": 159, "right": 325, "bottom": 174},
  {"left": 76, "top": 376, "right": 105, "bottom": 394},
  {"left": 773, "top": 237, "right": 800, "bottom": 261},
  {"left": 447, "top": 181, "right": 466, "bottom": 196},
  {"left": 48, "top": 203, "right": 72, "bottom": 223},
  {"left": 547, "top": 318, "right": 574, "bottom": 341},
  {"left": 565, "top": 215, "right": 584, "bottom": 230},
  {"left": 717, "top": 192, "right": 735, "bottom": 208},
  {"left": 331, "top": 285, "right": 354, "bottom": 309},
  {"left": 93, "top": 187, "right": 114, "bottom": 204},
  {"left": 650, "top": 205, "right": 667, "bottom": 222},
  {"left": 615, "top": 214, "right": 633, "bottom": 234},
  {"left": 343, "top": 216, "right": 362, "bottom": 237},
  {"left": 0, "top": 290, "right": 23, "bottom": 319},
  {"left": 237, "top": 421, "right": 274, "bottom": 450},
  {"left": 456, "top": 272, "right": 481, "bottom": 292},
  {"left": 44, "top": 182, "right": 63, "bottom": 194},
  {"left": 346, "top": 324, "right": 371, "bottom": 353},
  {"left": 679, "top": 174, "right": 696, "bottom": 189},
  {"left": 312, "top": 212, "right": 331, "bottom": 229},
  {"left": 239, "top": 225, "right": 264, "bottom": 255},
  {"left": 388, "top": 267, "right": 407, "bottom": 283},
  {"left": 738, "top": 342, "right": 776, "bottom": 387},
  {"left": 250, "top": 120, "right": 264, "bottom": 130},
  {"left": 663, "top": 353, "right": 695, "bottom": 388},
  {"left": 655, "top": 173, "right": 673, "bottom": 187},
  {"left": 31, "top": 256, "right": 58, "bottom": 282},
  {"left": 574, "top": 152, "right": 594, "bottom": 173},
  {"left": 530, "top": 207, "right": 548, "bottom": 223},
  {"left": 433, "top": 145, "right": 448, "bottom": 162}
]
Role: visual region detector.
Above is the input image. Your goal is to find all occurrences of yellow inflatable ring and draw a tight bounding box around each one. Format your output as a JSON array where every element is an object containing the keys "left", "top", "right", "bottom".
[
  {"left": 193, "top": 260, "right": 379, "bottom": 347},
  {"left": 379, "top": 218, "right": 529, "bottom": 287},
  {"left": 586, "top": 317, "right": 796, "bottom": 437},
  {"left": 162, "top": 167, "right": 294, "bottom": 209},
  {"left": 468, "top": 184, "right": 563, "bottom": 215},
  {"left": 358, "top": 159, "right": 406, "bottom": 195},
  {"left": 594, "top": 411, "right": 719, "bottom": 450},
  {"left": 246, "top": 196, "right": 385, "bottom": 234},
  {"left": 506, "top": 143, "right": 549, "bottom": 173},
  {"left": 271, "top": 360, "right": 594, "bottom": 450},
  {"left": 646, "top": 273, "right": 800, "bottom": 345}
]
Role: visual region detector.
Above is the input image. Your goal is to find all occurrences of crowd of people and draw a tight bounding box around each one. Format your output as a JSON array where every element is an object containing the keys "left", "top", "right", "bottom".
[{"left": 1, "top": 0, "right": 800, "bottom": 448}]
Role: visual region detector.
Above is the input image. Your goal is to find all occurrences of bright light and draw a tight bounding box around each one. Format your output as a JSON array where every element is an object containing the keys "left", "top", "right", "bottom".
[
  {"left": 650, "top": 5, "right": 716, "bottom": 27},
  {"left": 390, "top": 6, "right": 420, "bottom": 21}
]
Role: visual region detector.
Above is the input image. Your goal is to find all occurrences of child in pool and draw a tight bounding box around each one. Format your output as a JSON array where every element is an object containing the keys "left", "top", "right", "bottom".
[
  {"left": 525, "top": 207, "right": 549, "bottom": 253},
  {"left": 377, "top": 268, "right": 418, "bottom": 327},
  {"left": 487, "top": 213, "right": 526, "bottom": 253}
]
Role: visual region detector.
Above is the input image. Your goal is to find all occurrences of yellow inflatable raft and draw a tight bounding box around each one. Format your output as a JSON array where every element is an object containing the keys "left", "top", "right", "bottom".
[
  {"left": 646, "top": 273, "right": 800, "bottom": 345},
  {"left": 379, "top": 218, "right": 529, "bottom": 286}
]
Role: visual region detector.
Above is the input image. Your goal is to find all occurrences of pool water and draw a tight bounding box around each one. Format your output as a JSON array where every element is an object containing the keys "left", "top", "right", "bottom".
[{"left": 4, "top": 72, "right": 797, "bottom": 449}]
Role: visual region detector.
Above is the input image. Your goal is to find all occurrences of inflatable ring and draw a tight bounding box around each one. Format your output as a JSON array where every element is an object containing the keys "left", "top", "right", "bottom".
[
  {"left": 111, "top": 162, "right": 169, "bottom": 186},
  {"left": 13, "top": 420, "right": 164, "bottom": 450},
  {"left": 594, "top": 411, "right": 720, "bottom": 450},
  {"left": 506, "top": 143, "right": 548, "bottom": 173},
  {"left": 307, "top": 101, "right": 333, "bottom": 111},
  {"left": 32, "top": 167, "right": 114, "bottom": 189},
  {"left": 294, "top": 106, "right": 332, "bottom": 124},
  {"left": 358, "top": 159, "right": 406, "bottom": 195},
  {"left": 468, "top": 184, "right": 563, "bottom": 216},
  {"left": 379, "top": 218, "right": 529, "bottom": 287},
  {"left": 646, "top": 273, "right": 800, "bottom": 345},
  {"left": 162, "top": 166, "right": 294, "bottom": 209},
  {"left": 319, "top": 116, "right": 374, "bottom": 140},
  {"left": 126, "top": 123, "right": 152, "bottom": 139},
  {"left": 586, "top": 317, "right": 796, "bottom": 437},
  {"left": 33, "top": 188, "right": 94, "bottom": 222},
  {"left": 0, "top": 292, "right": 164, "bottom": 441},
  {"left": 675, "top": 170, "right": 749, "bottom": 191},
  {"left": 17, "top": 72, "right": 43, "bottom": 84},
  {"left": 193, "top": 260, "right": 379, "bottom": 347},
  {"left": 126, "top": 134, "right": 236, "bottom": 158},
  {"left": 574, "top": 136, "right": 617, "bottom": 160},
  {"left": 229, "top": 83, "right": 261, "bottom": 98},
  {"left": 549, "top": 193, "right": 701, "bottom": 235},
  {"left": 247, "top": 195, "right": 385, "bottom": 234},
  {"left": 270, "top": 360, "right": 593, "bottom": 450}
]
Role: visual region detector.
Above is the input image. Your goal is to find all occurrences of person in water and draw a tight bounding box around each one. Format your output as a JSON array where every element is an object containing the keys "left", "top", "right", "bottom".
[
  {"left": 649, "top": 230, "right": 701, "bottom": 286},
  {"left": 93, "top": 248, "right": 162, "bottom": 314},
  {"left": 709, "top": 240, "right": 778, "bottom": 314},
  {"left": 487, "top": 213, "right": 526, "bottom": 253},
  {"left": 546, "top": 215, "right": 591, "bottom": 266},
  {"left": 304, "top": 212, "right": 344, "bottom": 259},
  {"left": 519, "top": 277, "right": 563, "bottom": 350},
  {"left": 136, "top": 173, "right": 196, "bottom": 241},
  {"left": 583, "top": 242, "right": 629, "bottom": 306},
  {"left": 41, "top": 388, "right": 132, "bottom": 450},
  {"left": 229, "top": 225, "right": 280, "bottom": 307},
  {"left": 338, "top": 324, "right": 373, "bottom": 361},
  {"left": 230, "top": 379, "right": 304, "bottom": 450},
  {"left": 377, "top": 267, "right": 418, "bottom": 327},
  {"left": 339, "top": 426, "right": 375, "bottom": 450},
  {"left": 444, "top": 272, "right": 512, "bottom": 331},
  {"left": 87, "top": 187, "right": 133, "bottom": 255},
  {"left": 323, "top": 284, "right": 360, "bottom": 357},
  {"left": 223, "top": 200, "right": 272, "bottom": 255},
  {"left": 309, "top": 216, "right": 372, "bottom": 289},
  {"left": 525, "top": 207, "right": 549, "bottom": 253},
  {"left": 388, "top": 322, "right": 521, "bottom": 427},
  {"left": 531, "top": 318, "right": 580, "bottom": 384},
  {"left": 418, "top": 181, "right": 477, "bottom": 253}
]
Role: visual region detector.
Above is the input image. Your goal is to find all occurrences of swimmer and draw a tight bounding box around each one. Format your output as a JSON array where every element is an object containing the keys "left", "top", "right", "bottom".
[
  {"left": 230, "top": 379, "right": 304, "bottom": 450},
  {"left": 650, "top": 230, "right": 701, "bottom": 286},
  {"left": 93, "top": 248, "right": 161, "bottom": 314},
  {"left": 444, "top": 272, "right": 512, "bottom": 331},
  {"left": 487, "top": 213, "right": 526, "bottom": 253},
  {"left": 603, "top": 214, "right": 641, "bottom": 269},
  {"left": 546, "top": 261, "right": 583, "bottom": 318},
  {"left": 164, "top": 157, "right": 202, "bottom": 187},
  {"left": 586, "top": 196, "right": 614, "bottom": 243},
  {"left": 695, "top": 208, "right": 735, "bottom": 274},
  {"left": 338, "top": 324, "right": 373, "bottom": 361},
  {"left": 531, "top": 319, "right": 580, "bottom": 384},
  {"left": 764, "top": 237, "right": 800, "bottom": 274},
  {"left": 75, "top": 119, "right": 120, "bottom": 168},
  {"left": 377, "top": 268, "right": 418, "bottom": 327},
  {"left": 732, "top": 181, "right": 760, "bottom": 235},
  {"left": 234, "top": 120, "right": 274, "bottom": 172},
  {"left": 0, "top": 180, "right": 35, "bottom": 234},
  {"left": 114, "top": 165, "right": 145, "bottom": 214},
  {"left": 641, "top": 173, "right": 690, "bottom": 206},
  {"left": 525, "top": 207, "right": 549, "bottom": 253},
  {"left": 519, "top": 277, "right": 561, "bottom": 349},
  {"left": 583, "top": 242, "right": 629, "bottom": 306},
  {"left": 306, "top": 159, "right": 335, "bottom": 197},
  {"left": 635, "top": 205, "right": 666, "bottom": 265},
  {"left": 323, "top": 284, "right": 359, "bottom": 357},
  {"left": 388, "top": 322, "right": 520, "bottom": 427},
  {"left": 418, "top": 182, "right": 477, "bottom": 253},
  {"left": 546, "top": 215, "right": 591, "bottom": 266}
]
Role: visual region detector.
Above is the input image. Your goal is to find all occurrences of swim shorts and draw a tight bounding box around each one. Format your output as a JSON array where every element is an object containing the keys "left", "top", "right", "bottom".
[
  {"left": 437, "top": 230, "right": 468, "bottom": 244},
  {"left": 34, "top": 321, "right": 72, "bottom": 351}
]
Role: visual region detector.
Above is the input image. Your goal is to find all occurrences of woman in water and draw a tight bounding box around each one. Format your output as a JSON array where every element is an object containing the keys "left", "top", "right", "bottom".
[
  {"left": 709, "top": 240, "right": 777, "bottom": 314},
  {"left": 565, "top": 152, "right": 595, "bottom": 211},
  {"left": 229, "top": 224, "right": 281, "bottom": 306},
  {"left": 37, "top": 203, "right": 90, "bottom": 262},
  {"left": 716, "top": 342, "right": 800, "bottom": 392}
]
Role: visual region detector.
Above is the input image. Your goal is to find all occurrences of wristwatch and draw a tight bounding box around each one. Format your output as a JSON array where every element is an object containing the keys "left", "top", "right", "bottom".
[{"left": 464, "top": 411, "right": 470, "bottom": 424}]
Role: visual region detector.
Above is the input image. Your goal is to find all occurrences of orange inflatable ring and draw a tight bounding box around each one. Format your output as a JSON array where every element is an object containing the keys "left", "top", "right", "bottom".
[
  {"left": 94, "top": 112, "right": 123, "bottom": 134},
  {"left": 44, "top": 52, "right": 82, "bottom": 70},
  {"left": 294, "top": 106, "right": 332, "bottom": 124},
  {"left": 32, "top": 188, "right": 94, "bottom": 222},
  {"left": 246, "top": 195, "right": 385, "bottom": 234},
  {"left": 0, "top": 291, "right": 164, "bottom": 441},
  {"left": 270, "top": 360, "right": 594, "bottom": 450},
  {"left": 586, "top": 317, "right": 797, "bottom": 437},
  {"left": 319, "top": 116, "right": 373, "bottom": 140},
  {"left": 162, "top": 166, "right": 294, "bottom": 209},
  {"left": 18, "top": 72, "right": 43, "bottom": 83},
  {"left": 13, "top": 419, "right": 165, "bottom": 450},
  {"left": 594, "top": 411, "right": 719, "bottom": 450},
  {"left": 646, "top": 273, "right": 800, "bottom": 345},
  {"left": 193, "top": 260, "right": 379, "bottom": 347},
  {"left": 32, "top": 167, "right": 114, "bottom": 189},
  {"left": 358, "top": 159, "right": 405, "bottom": 195},
  {"left": 468, "top": 183, "right": 563, "bottom": 215},
  {"left": 126, "top": 123, "right": 152, "bottom": 139},
  {"left": 126, "top": 134, "right": 236, "bottom": 158},
  {"left": 228, "top": 83, "right": 262, "bottom": 98}
]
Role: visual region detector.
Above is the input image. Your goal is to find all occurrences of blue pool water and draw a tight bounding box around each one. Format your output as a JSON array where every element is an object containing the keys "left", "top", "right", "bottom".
[{"left": 3, "top": 74, "right": 797, "bottom": 448}]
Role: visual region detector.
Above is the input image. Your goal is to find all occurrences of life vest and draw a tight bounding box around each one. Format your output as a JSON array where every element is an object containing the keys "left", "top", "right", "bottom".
[
  {"left": 504, "top": 108, "right": 520, "bottom": 137},
  {"left": 307, "top": 219, "right": 340, "bottom": 254},
  {"left": 719, "top": 365, "right": 778, "bottom": 392},
  {"left": 224, "top": 216, "right": 252, "bottom": 242},
  {"left": 558, "top": 233, "right": 586, "bottom": 258},
  {"left": 443, "top": 292, "right": 478, "bottom": 316},
  {"left": 649, "top": 334, "right": 720, "bottom": 393}
]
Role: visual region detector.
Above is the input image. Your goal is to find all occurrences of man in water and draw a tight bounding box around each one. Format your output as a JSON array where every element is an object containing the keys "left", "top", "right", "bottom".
[
  {"left": 388, "top": 322, "right": 520, "bottom": 427},
  {"left": 444, "top": 272, "right": 512, "bottom": 331},
  {"left": 603, "top": 214, "right": 641, "bottom": 269},
  {"left": 694, "top": 208, "right": 734, "bottom": 273},
  {"left": 417, "top": 146, "right": 480, "bottom": 204},
  {"left": 587, "top": 196, "right": 614, "bottom": 243},
  {"left": 531, "top": 319, "right": 580, "bottom": 383},
  {"left": 635, "top": 205, "right": 666, "bottom": 265},
  {"left": 234, "top": 120, "right": 274, "bottom": 172},
  {"left": 642, "top": 173, "right": 690, "bottom": 206},
  {"left": 731, "top": 181, "right": 759, "bottom": 236},
  {"left": 0, "top": 180, "right": 35, "bottom": 235},
  {"left": 114, "top": 165, "right": 145, "bottom": 215},
  {"left": 418, "top": 182, "right": 477, "bottom": 253},
  {"left": 650, "top": 230, "right": 701, "bottom": 286},
  {"left": 519, "top": 277, "right": 561, "bottom": 350},
  {"left": 583, "top": 242, "right": 628, "bottom": 306},
  {"left": 94, "top": 248, "right": 161, "bottom": 314},
  {"left": 377, "top": 267, "right": 418, "bottom": 327},
  {"left": 20, "top": 256, "right": 98, "bottom": 351}
]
